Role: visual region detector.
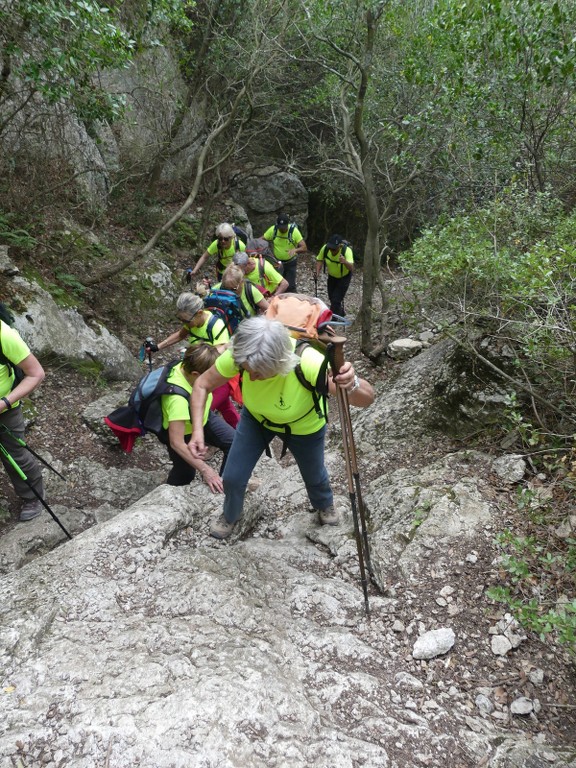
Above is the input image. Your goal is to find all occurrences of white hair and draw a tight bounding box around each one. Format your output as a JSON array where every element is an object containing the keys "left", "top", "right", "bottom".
[
  {"left": 215, "top": 223, "right": 235, "bottom": 238},
  {"left": 176, "top": 292, "right": 204, "bottom": 319},
  {"left": 232, "top": 317, "right": 299, "bottom": 377}
]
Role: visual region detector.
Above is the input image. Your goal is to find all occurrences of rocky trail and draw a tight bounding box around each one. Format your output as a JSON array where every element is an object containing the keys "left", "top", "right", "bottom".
[{"left": 1, "top": 253, "right": 575, "bottom": 767}]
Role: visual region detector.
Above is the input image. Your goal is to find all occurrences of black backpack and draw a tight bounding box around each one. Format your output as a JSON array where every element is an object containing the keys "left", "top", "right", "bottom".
[
  {"left": 272, "top": 222, "right": 298, "bottom": 246},
  {"left": 321, "top": 240, "right": 352, "bottom": 274},
  {"left": 0, "top": 302, "right": 25, "bottom": 389},
  {"left": 104, "top": 361, "right": 189, "bottom": 452}
]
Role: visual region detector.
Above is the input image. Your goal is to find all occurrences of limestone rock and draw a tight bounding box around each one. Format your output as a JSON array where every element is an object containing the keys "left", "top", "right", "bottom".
[
  {"left": 387, "top": 338, "right": 423, "bottom": 360},
  {"left": 412, "top": 628, "right": 456, "bottom": 659}
]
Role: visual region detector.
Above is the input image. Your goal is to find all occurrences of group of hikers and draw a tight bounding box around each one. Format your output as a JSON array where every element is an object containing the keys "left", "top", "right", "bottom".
[{"left": 0, "top": 213, "right": 373, "bottom": 541}]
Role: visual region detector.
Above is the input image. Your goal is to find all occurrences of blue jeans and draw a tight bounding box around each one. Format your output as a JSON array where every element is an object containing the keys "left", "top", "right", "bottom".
[{"left": 222, "top": 408, "right": 333, "bottom": 523}]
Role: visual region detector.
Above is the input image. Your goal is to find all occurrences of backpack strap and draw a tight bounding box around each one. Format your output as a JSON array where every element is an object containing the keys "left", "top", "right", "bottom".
[
  {"left": 189, "top": 313, "right": 226, "bottom": 345},
  {"left": 0, "top": 321, "right": 23, "bottom": 391},
  {"left": 244, "top": 281, "right": 260, "bottom": 313},
  {"left": 272, "top": 222, "right": 297, "bottom": 245},
  {"left": 294, "top": 340, "right": 329, "bottom": 422}
]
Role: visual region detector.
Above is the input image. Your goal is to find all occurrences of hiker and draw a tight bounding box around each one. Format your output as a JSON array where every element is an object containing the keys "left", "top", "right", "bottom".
[
  {"left": 0, "top": 312, "right": 46, "bottom": 521},
  {"left": 160, "top": 344, "right": 235, "bottom": 490},
  {"left": 218, "top": 264, "right": 269, "bottom": 317},
  {"left": 149, "top": 293, "right": 230, "bottom": 354},
  {"left": 262, "top": 213, "right": 307, "bottom": 293},
  {"left": 189, "top": 223, "right": 247, "bottom": 281},
  {"left": 233, "top": 251, "right": 289, "bottom": 298},
  {"left": 145, "top": 293, "right": 240, "bottom": 429},
  {"left": 315, "top": 234, "right": 355, "bottom": 317},
  {"left": 189, "top": 316, "right": 374, "bottom": 539}
]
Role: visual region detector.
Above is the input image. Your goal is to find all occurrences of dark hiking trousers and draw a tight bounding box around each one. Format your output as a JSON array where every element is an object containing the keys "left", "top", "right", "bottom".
[
  {"left": 161, "top": 411, "right": 235, "bottom": 486},
  {"left": 0, "top": 406, "right": 44, "bottom": 500},
  {"left": 327, "top": 272, "right": 352, "bottom": 317},
  {"left": 279, "top": 258, "right": 298, "bottom": 293}
]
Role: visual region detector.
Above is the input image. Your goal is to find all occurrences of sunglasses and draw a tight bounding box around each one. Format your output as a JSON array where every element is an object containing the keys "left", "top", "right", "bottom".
[{"left": 218, "top": 236, "right": 232, "bottom": 243}]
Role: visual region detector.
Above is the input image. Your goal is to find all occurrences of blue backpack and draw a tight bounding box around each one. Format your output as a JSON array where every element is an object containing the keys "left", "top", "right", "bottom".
[
  {"left": 104, "top": 361, "right": 189, "bottom": 452},
  {"left": 203, "top": 288, "right": 254, "bottom": 334}
]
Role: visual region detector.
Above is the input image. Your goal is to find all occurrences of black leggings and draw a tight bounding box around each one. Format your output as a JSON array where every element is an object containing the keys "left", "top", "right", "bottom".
[{"left": 161, "top": 411, "right": 235, "bottom": 486}]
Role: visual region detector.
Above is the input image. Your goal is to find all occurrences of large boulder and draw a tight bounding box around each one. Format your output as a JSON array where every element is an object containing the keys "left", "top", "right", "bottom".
[
  {"left": 230, "top": 166, "right": 308, "bottom": 236},
  {"left": 6, "top": 269, "right": 141, "bottom": 381}
]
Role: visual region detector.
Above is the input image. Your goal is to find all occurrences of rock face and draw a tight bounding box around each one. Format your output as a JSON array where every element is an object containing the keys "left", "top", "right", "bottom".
[
  {"left": 230, "top": 166, "right": 309, "bottom": 236},
  {"left": 1, "top": 329, "right": 575, "bottom": 767},
  {"left": 3, "top": 251, "right": 144, "bottom": 381}
]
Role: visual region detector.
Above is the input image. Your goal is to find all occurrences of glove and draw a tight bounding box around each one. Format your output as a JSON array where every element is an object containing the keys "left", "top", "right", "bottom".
[{"left": 145, "top": 341, "right": 159, "bottom": 353}]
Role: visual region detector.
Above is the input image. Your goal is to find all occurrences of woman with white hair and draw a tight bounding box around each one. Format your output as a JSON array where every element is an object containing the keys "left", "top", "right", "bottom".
[
  {"left": 151, "top": 292, "right": 230, "bottom": 353},
  {"left": 189, "top": 223, "right": 247, "bottom": 280},
  {"left": 147, "top": 292, "right": 239, "bottom": 428},
  {"left": 189, "top": 316, "right": 374, "bottom": 539}
]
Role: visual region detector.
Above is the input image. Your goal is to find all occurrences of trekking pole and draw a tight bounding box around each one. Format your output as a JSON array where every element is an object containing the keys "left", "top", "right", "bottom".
[
  {"left": 0, "top": 423, "right": 66, "bottom": 481},
  {"left": 0, "top": 442, "right": 72, "bottom": 539},
  {"left": 326, "top": 338, "right": 372, "bottom": 616},
  {"left": 313, "top": 271, "right": 318, "bottom": 298},
  {"left": 139, "top": 338, "right": 154, "bottom": 371}
]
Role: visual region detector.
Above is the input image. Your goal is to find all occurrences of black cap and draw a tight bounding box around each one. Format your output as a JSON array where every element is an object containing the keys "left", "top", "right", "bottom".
[
  {"left": 276, "top": 213, "right": 290, "bottom": 226},
  {"left": 326, "top": 234, "right": 343, "bottom": 249}
]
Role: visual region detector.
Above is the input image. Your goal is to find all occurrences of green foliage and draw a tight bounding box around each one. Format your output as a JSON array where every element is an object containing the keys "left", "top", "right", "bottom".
[
  {"left": 487, "top": 516, "right": 576, "bottom": 649},
  {"left": 0, "top": 0, "right": 136, "bottom": 126},
  {"left": 0, "top": 212, "right": 37, "bottom": 250},
  {"left": 171, "top": 219, "right": 199, "bottom": 250},
  {"left": 399, "top": 186, "right": 576, "bottom": 432}
]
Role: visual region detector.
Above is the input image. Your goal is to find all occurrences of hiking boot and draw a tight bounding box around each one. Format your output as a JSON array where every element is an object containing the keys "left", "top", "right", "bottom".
[
  {"left": 317, "top": 505, "right": 340, "bottom": 526},
  {"left": 210, "top": 514, "right": 236, "bottom": 540},
  {"left": 19, "top": 498, "right": 43, "bottom": 522}
]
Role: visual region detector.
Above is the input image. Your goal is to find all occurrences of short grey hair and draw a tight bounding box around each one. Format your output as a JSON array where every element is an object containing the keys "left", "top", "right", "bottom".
[
  {"left": 215, "top": 222, "right": 234, "bottom": 239},
  {"left": 176, "top": 292, "right": 204, "bottom": 319},
  {"left": 233, "top": 251, "right": 249, "bottom": 268},
  {"left": 232, "top": 317, "right": 299, "bottom": 378}
]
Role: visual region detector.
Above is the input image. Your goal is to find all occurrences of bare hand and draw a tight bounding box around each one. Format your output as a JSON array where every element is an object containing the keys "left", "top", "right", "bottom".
[
  {"left": 189, "top": 432, "right": 207, "bottom": 459},
  {"left": 201, "top": 468, "right": 224, "bottom": 493},
  {"left": 333, "top": 361, "right": 355, "bottom": 390}
]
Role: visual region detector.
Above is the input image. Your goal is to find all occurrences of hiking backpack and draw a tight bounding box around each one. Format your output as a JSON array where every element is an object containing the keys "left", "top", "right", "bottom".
[
  {"left": 293, "top": 339, "right": 330, "bottom": 423},
  {"left": 202, "top": 288, "right": 250, "bottom": 335},
  {"left": 231, "top": 223, "right": 248, "bottom": 245},
  {"left": 189, "top": 312, "right": 228, "bottom": 345},
  {"left": 272, "top": 221, "right": 298, "bottom": 245},
  {"left": 246, "top": 237, "right": 281, "bottom": 270},
  {"left": 0, "top": 303, "right": 25, "bottom": 389},
  {"left": 321, "top": 240, "right": 352, "bottom": 275},
  {"left": 104, "top": 361, "right": 189, "bottom": 453}
]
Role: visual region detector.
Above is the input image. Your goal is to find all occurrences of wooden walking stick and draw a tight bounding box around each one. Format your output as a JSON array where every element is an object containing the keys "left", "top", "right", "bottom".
[{"left": 327, "top": 337, "right": 372, "bottom": 616}]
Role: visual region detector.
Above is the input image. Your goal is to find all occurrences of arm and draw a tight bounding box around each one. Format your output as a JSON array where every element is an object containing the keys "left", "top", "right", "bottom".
[
  {"left": 189, "top": 365, "right": 230, "bottom": 458},
  {"left": 157, "top": 326, "right": 188, "bottom": 351},
  {"left": 256, "top": 295, "right": 269, "bottom": 313},
  {"left": 191, "top": 249, "right": 211, "bottom": 277},
  {"left": 288, "top": 238, "right": 307, "bottom": 258},
  {"left": 328, "top": 361, "right": 374, "bottom": 407},
  {"left": 0, "top": 353, "right": 45, "bottom": 412},
  {"left": 341, "top": 251, "right": 355, "bottom": 273},
  {"left": 168, "top": 420, "right": 224, "bottom": 493},
  {"left": 315, "top": 252, "right": 324, "bottom": 277},
  {"left": 274, "top": 277, "right": 289, "bottom": 295}
]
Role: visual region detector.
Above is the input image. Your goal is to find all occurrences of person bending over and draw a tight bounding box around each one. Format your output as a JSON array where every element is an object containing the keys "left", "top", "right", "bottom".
[
  {"left": 189, "top": 316, "right": 374, "bottom": 539},
  {"left": 159, "top": 344, "right": 235, "bottom": 491}
]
